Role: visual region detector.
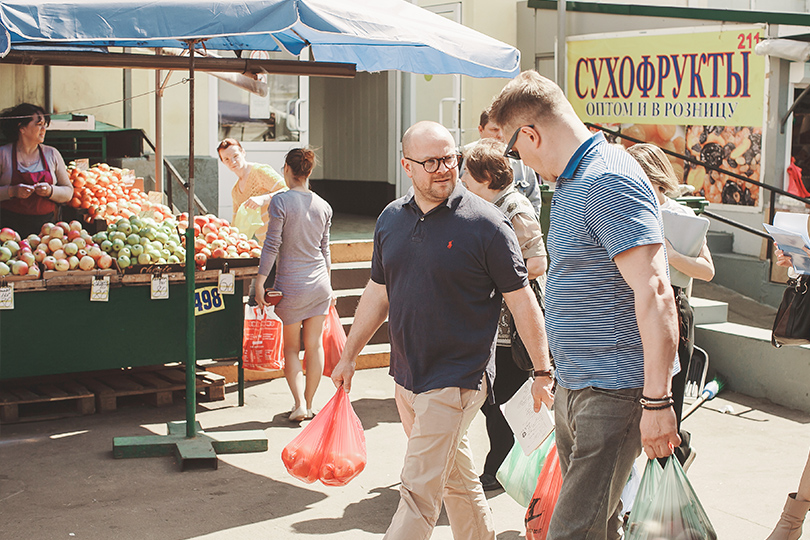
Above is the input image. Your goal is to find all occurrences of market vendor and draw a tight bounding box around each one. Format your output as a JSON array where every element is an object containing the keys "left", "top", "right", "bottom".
[
  {"left": 217, "top": 138, "right": 287, "bottom": 244},
  {"left": 0, "top": 103, "right": 73, "bottom": 237}
]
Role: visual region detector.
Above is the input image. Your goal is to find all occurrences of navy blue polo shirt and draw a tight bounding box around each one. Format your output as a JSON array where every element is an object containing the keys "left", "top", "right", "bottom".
[{"left": 371, "top": 184, "right": 528, "bottom": 395}]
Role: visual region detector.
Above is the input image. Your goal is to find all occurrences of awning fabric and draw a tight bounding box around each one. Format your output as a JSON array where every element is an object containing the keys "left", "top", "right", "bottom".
[{"left": 0, "top": 0, "right": 520, "bottom": 78}]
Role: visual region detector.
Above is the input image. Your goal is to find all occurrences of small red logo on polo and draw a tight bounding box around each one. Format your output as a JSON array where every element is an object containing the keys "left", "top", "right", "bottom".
[{"left": 447, "top": 241, "right": 453, "bottom": 249}]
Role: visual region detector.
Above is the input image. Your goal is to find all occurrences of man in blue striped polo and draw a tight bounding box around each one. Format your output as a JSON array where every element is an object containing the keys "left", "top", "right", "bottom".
[{"left": 490, "top": 71, "right": 681, "bottom": 540}]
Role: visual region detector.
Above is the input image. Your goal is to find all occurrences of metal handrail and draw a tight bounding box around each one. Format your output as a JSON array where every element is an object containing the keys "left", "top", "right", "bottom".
[
  {"left": 586, "top": 123, "right": 810, "bottom": 206},
  {"left": 140, "top": 133, "right": 208, "bottom": 214}
]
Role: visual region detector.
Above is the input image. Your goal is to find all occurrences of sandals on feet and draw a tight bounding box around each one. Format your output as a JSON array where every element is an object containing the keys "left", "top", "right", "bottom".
[{"left": 289, "top": 406, "right": 307, "bottom": 422}]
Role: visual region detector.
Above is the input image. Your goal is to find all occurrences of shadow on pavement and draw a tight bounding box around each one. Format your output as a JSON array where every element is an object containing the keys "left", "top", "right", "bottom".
[{"left": 291, "top": 484, "right": 401, "bottom": 535}]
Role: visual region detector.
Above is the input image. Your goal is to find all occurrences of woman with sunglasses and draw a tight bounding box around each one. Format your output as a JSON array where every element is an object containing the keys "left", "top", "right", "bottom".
[{"left": 0, "top": 103, "right": 73, "bottom": 237}]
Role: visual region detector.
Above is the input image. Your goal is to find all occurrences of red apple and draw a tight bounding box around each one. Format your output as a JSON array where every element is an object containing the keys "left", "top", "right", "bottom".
[
  {"left": 48, "top": 237, "right": 63, "bottom": 252},
  {"left": 69, "top": 220, "right": 83, "bottom": 232},
  {"left": 204, "top": 232, "right": 218, "bottom": 244},
  {"left": 10, "top": 260, "right": 28, "bottom": 275},
  {"left": 27, "top": 264, "right": 40, "bottom": 277},
  {"left": 194, "top": 252, "right": 207, "bottom": 267},
  {"left": 34, "top": 248, "right": 48, "bottom": 263},
  {"left": 19, "top": 251, "right": 35, "bottom": 267},
  {"left": 97, "top": 253, "right": 113, "bottom": 269},
  {"left": 211, "top": 247, "right": 226, "bottom": 259},
  {"left": 56, "top": 221, "right": 70, "bottom": 234},
  {"left": 67, "top": 255, "right": 80, "bottom": 270},
  {"left": 49, "top": 225, "right": 64, "bottom": 239},
  {"left": 43, "top": 256, "right": 57, "bottom": 270},
  {"left": 26, "top": 234, "right": 41, "bottom": 249},
  {"left": 0, "top": 227, "right": 18, "bottom": 242},
  {"left": 67, "top": 229, "right": 81, "bottom": 241},
  {"left": 52, "top": 249, "right": 67, "bottom": 260},
  {"left": 54, "top": 258, "right": 70, "bottom": 272},
  {"left": 79, "top": 255, "right": 95, "bottom": 271}
]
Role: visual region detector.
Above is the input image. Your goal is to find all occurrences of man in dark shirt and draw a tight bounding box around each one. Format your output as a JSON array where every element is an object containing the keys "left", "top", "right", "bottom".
[{"left": 331, "top": 121, "right": 553, "bottom": 540}]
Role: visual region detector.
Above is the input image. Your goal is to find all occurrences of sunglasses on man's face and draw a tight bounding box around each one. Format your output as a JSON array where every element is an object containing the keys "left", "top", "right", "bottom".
[{"left": 503, "top": 124, "right": 535, "bottom": 160}]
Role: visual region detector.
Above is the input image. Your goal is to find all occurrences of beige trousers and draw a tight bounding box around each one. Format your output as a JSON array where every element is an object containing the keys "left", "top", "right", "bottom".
[{"left": 384, "top": 382, "right": 495, "bottom": 540}]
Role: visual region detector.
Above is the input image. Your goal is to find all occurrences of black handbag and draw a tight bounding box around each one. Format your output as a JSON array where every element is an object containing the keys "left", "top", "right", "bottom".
[
  {"left": 510, "top": 279, "right": 545, "bottom": 371},
  {"left": 772, "top": 275, "right": 810, "bottom": 347}
]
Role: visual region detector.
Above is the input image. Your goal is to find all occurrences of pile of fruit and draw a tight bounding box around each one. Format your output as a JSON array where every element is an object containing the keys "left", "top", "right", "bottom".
[
  {"left": 31, "top": 221, "right": 113, "bottom": 273},
  {"left": 67, "top": 163, "right": 174, "bottom": 224},
  {"left": 91, "top": 215, "right": 185, "bottom": 270},
  {"left": 0, "top": 227, "right": 40, "bottom": 277},
  {"left": 177, "top": 213, "right": 262, "bottom": 269},
  {"left": 0, "top": 221, "right": 113, "bottom": 276}
]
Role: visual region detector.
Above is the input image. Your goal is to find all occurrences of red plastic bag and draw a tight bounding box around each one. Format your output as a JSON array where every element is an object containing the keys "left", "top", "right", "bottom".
[
  {"left": 242, "top": 306, "right": 284, "bottom": 371},
  {"left": 322, "top": 304, "right": 346, "bottom": 377},
  {"left": 525, "top": 442, "right": 563, "bottom": 540},
  {"left": 281, "top": 387, "right": 367, "bottom": 486}
]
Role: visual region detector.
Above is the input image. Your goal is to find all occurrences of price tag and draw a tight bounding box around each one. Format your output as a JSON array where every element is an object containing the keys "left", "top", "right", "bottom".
[
  {"left": 151, "top": 274, "right": 169, "bottom": 300},
  {"left": 194, "top": 286, "right": 225, "bottom": 316},
  {"left": 90, "top": 276, "right": 110, "bottom": 302},
  {"left": 218, "top": 271, "right": 235, "bottom": 295},
  {"left": 0, "top": 283, "right": 13, "bottom": 310}
]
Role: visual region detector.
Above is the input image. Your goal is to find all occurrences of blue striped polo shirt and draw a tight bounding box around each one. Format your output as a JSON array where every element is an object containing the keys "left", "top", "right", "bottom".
[{"left": 545, "top": 132, "right": 679, "bottom": 390}]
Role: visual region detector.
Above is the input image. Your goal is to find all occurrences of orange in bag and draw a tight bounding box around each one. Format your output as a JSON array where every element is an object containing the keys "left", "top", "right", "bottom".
[{"left": 281, "top": 387, "right": 367, "bottom": 486}]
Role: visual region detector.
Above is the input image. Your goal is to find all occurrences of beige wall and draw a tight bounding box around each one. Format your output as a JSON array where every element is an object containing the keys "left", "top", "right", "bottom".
[{"left": 1, "top": 63, "right": 211, "bottom": 157}]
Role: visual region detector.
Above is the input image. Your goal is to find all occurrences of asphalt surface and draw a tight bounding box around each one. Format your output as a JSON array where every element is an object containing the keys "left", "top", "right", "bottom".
[{"left": 1, "top": 366, "right": 808, "bottom": 539}]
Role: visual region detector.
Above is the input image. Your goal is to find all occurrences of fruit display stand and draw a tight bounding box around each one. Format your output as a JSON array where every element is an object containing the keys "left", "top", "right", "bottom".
[{"left": 0, "top": 266, "right": 254, "bottom": 402}]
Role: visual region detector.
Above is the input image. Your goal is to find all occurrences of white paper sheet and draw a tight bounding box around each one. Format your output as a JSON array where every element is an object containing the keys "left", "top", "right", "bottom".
[{"left": 500, "top": 378, "right": 555, "bottom": 455}]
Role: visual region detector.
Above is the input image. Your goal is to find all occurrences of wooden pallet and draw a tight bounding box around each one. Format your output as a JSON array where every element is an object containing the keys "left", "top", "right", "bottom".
[
  {"left": 0, "top": 366, "right": 225, "bottom": 422},
  {"left": 0, "top": 379, "right": 95, "bottom": 423},
  {"left": 77, "top": 367, "right": 226, "bottom": 413}
]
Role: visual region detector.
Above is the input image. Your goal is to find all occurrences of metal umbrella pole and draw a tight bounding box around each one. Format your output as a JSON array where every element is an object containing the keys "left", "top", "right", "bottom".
[{"left": 113, "top": 40, "right": 267, "bottom": 470}]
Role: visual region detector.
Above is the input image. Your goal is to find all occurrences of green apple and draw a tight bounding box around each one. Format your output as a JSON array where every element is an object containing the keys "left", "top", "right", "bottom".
[
  {"left": 126, "top": 233, "right": 140, "bottom": 245},
  {"left": 137, "top": 252, "right": 151, "bottom": 265},
  {"left": 111, "top": 238, "right": 125, "bottom": 252},
  {"left": 117, "top": 255, "right": 131, "bottom": 269},
  {"left": 118, "top": 246, "right": 132, "bottom": 259},
  {"left": 130, "top": 244, "right": 145, "bottom": 257}
]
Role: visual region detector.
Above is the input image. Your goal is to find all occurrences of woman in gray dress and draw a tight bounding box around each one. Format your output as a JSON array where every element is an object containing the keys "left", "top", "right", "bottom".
[{"left": 255, "top": 148, "right": 334, "bottom": 422}]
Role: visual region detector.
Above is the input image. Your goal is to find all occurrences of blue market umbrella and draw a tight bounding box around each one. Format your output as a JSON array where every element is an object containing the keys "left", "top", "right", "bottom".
[{"left": 0, "top": 0, "right": 520, "bottom": 78}]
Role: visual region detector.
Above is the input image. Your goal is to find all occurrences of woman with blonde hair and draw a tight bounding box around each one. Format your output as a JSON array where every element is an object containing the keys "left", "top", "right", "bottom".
[
  {"left": 627, "top": 143, "right": 714, "bottom": 470},
  {"left": 255, "top": 147, "right": 333, "bottom": 422},
  {"left": 217, "top": 138, "right": 287, "bottom": 244}
]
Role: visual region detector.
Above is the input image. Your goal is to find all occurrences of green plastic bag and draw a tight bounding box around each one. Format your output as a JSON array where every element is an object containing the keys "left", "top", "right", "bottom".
[
  {"left": 496, "top": 431, "right": 556, "bottom": 507},
  {"left": 233, "top": 202, "right": 264, "bottom": 240},
  {"left": 626, "top": 456, "right": 717, "bottom": 540}
]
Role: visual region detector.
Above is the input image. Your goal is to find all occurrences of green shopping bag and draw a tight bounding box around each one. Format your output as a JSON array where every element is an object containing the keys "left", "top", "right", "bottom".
[
  {"left": 496, "top": 431, "right": 556, "bottom": 507},
  {"left": 233, "top": 202, "right": 264, "bottom": 240},
  {"left": 626, "top": 456, "right": 717, "bottom": 540}
]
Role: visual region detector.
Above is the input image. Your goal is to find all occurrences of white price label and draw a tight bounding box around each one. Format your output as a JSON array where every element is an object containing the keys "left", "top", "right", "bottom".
[
  {"left": 0, "top": 284, "right": 13, "bottom": 310},
  {"left": 151, "top": 274, "right": 169, "bottom": 300},
  {"left": 218, "top": 271, "right": 235, "bottom": 295},
  {"left": 90, "top": 276, "right": 110, "bottom": 302}
]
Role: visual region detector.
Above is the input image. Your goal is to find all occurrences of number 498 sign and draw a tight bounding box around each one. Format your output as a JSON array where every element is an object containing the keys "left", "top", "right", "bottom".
[{"left": 194, "top": 286, "right": 225, "bottom": 316}]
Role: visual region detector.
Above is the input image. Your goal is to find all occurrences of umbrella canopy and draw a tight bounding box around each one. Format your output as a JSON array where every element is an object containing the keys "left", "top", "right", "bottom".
[{"left": 0, "top": 0, "right": 520, "bottom": 78}]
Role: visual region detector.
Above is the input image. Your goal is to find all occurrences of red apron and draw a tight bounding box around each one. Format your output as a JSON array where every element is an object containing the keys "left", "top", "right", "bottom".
[{"left": 1, "top": 143, "right": 56, "bottom": 216}]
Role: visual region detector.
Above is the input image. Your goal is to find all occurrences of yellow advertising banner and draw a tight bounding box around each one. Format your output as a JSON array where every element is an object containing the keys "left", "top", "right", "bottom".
[
  {"left": 568, "top": 26, "right": 766, "bottom": 208},
  {"left": 567, "top": 26, "right": 765, "bottom": 127}
]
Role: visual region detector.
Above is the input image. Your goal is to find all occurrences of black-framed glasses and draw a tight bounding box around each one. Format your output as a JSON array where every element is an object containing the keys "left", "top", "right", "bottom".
[
  {"left": 504, "top": 124, "right": 534, "bottom": 160},
  {"left": 404, "top": 153, "right": 462, "bottom": 173}
]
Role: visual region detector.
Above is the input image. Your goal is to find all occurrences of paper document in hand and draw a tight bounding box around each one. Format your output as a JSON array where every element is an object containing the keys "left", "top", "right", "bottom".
[
  {"left": 660, "top": 210, "right": 710, "bottom": 288},
  {"left": 764, "top": 212, "right": 810, "bottom": 274},
  {"left": 500, "top": 378, "right": 554, "bottom": 455}
]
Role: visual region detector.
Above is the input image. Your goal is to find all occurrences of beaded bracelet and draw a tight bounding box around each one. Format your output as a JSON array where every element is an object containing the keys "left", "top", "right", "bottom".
[{"left": 641, "top": 401, "right": 674, "bottom": 411}]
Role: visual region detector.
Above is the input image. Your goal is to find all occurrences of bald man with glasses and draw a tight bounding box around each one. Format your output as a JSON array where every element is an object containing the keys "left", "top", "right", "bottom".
[{"left": 331, "top": 120, "right": 553, "bottom": 540}]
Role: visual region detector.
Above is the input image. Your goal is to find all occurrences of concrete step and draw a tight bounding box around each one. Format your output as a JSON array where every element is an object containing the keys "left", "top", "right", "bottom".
[
  {"left": 691, "top": 297, "right": 728, "bottom": 325},
  {"left": 330, "top": 240, "right": 373, "bottom": 264},
  {"left": 695, "top": 322, "right": 810, "bottom": 413},
  {"left": 706, "top": 230, "right": 733, "bottom": 254},
  {"left": 709, "top": 252, "right": 786, "bottom": 309},
  {"left": 335, "top": 287, "right": 364, "bottom": 317},
  {"left": 341, "top": 316, "right": 389, "bottom": 345},
  {"left": 331, "top": 261, "right": 371, "bottom": 290}
]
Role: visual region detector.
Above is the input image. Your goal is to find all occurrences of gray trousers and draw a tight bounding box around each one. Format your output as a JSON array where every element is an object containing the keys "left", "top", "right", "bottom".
[{"left": 548, "top": 385, "right": 643, "bottom": 540}]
